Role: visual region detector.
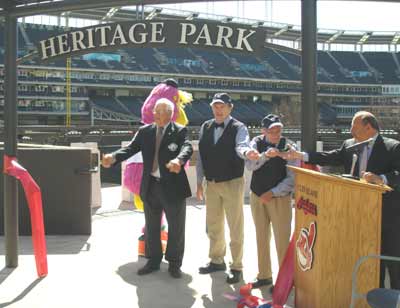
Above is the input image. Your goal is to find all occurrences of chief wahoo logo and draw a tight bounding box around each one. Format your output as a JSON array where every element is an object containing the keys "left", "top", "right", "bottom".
[{"left": 296, "top": 221, "right": 317, "bottom": 271}]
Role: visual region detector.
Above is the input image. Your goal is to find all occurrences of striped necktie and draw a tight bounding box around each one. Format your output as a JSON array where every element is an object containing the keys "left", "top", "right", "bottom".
[{"left": 152, "top": 126, "right": 163, "bottom": 173}]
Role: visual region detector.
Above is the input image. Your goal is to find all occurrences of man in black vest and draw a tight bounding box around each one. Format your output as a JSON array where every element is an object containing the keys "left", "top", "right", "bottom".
[
  {"left": 196, "top": 93, "right": 259, "bottom": 284},
  {"left": 283, "top": 111, "right": 400, "bottom": 289},
  {"left": 246, "top": 114, "right": 298, "bottom": 289},
  {"left": 102, "top": 98, "right": 193, "bottom": 279}
]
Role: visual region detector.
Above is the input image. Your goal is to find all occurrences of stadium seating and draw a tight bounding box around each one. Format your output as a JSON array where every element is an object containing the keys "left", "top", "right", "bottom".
[
  {"left": 0, "top": 22, "right": 399, "bottom": 127},
  {"left": 363, "top": 52, "right": 400, "bottom": 84},
  {"left": 90, "top": 96, "right": 131, "bottom": 114}
]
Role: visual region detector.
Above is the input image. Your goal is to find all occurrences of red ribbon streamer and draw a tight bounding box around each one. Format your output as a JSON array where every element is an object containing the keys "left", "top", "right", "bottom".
[{"left": 4, "top": 155, "right": 48, "bottom": 278}]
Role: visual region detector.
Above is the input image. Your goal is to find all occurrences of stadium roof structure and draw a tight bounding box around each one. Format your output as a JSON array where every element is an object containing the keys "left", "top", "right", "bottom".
[
  {"left": 2, "top": 0, "right": 400, "bottom": 17},
  {"left": 37, "top": 5, "right": 400, "bottom": 47},
  {"left": 1, "top": 0, "right": 399, "bottom": 47}
]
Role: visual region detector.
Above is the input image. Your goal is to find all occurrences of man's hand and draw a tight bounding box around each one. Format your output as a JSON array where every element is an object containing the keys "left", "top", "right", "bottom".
[
  {"left": 101, "top": 153, "right": 114, "bottom": 168},
  {"left": 196, "top": 184, "right": 204, "bottom": 201},
  {"left": 265, "top": 148, "right": 280, "bottom": 158},
  {"left": 280, "top": 145, "right": 303, "bottom": 161},
  {"left": 246, "top": 149, "right": 260, "bottom": 160},
  {"left": 260, "top": 191, "right": 273, "bottom": 204},
  {"left": 362, "top": 171, "right": 384, "bottom": 185},
  {"left": 166, "top": 158, "right": 182, "bottom": 173}
]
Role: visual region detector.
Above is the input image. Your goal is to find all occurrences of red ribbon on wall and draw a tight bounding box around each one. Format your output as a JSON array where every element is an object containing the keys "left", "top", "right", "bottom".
[{"left": 3, "top": 155, "right": 48, "bottom": 278}]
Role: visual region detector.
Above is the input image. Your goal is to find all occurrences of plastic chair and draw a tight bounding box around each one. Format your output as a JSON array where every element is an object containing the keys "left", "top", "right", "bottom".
[
  {"left": 350, "top": 255, "right": 400, "bottom": 308},
  {"left": 366, "top": 288, "right": 400, "bottom": 308}
]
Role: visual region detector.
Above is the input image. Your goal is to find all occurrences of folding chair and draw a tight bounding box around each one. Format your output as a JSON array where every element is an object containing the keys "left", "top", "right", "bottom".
[{"left": 350, "top": 255, "right": 400, "bottom": 308}]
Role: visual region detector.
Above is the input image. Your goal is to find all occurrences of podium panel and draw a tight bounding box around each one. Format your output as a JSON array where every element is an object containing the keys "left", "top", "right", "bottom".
[{"left": 290, "top": 167, "right": 389, "bottom": 308}]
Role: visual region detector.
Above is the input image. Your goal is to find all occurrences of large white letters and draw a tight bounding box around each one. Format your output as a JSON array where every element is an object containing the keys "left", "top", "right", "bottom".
[
  {"left": 110, "top": 24, "right": 128, "bottom": 46},
  {"left": 215, "top": 25, "right": 233, "bottom": 48},
  {"left": 179, "top": 23, "right": 196, "bottom": 45},
  {"left": 38, "top": 21, "right": 259, "bottom": 61},
  {"left": 193, "top": 24, "right": 212, "bottom": 46},
  {"left": 40, "top": 37, "right": 56, "bottom": 60},
  {"left": 57, "top": 33, "right": 70, "bottom": 55},
  {"left": 94, "top": 26, "right": 112, "bottom": 47},
  {"left": 71, "top": 31, "right": 86, "bottom": 52},
  {"left": 128, "top": 23, "right": 147, "bottom": 44},
  {"left": 235, "top": 28, "right": 256, "bottom": 52},
  {"left": 151, "top": 22, "right": 165, "bottom": 43}
]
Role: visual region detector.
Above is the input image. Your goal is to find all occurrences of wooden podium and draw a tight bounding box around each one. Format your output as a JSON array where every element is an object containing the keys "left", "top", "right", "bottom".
[{"left": 290, "top": 166, "right": 390, "bottom": 308}]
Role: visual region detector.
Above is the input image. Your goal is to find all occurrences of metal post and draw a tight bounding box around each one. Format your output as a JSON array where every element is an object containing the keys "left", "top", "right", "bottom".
[
  {"left": 4, "top": 12, "right": 19, "bottom": 267},
  {"left": 91, "top": 106, "right": 94, "bottom": 126},
  {"left": 301, "top": 0, "right": 318, "bottom": 152}
]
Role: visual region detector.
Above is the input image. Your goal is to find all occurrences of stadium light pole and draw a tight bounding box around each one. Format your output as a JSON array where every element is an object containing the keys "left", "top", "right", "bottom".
[
  {"left": 4, "top": 8, "right": 19, "bottom": 267},
  {"left": 301, "top": 0, "right": 318, "bottom": 152}
]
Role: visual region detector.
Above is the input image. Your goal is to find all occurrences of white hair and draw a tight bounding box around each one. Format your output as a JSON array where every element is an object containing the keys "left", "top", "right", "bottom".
[{"left": 154, "top": 98, "right": 174, "bottom": 113}]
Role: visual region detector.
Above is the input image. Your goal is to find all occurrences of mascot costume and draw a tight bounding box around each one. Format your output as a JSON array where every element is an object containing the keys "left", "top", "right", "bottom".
[{"left": 122, "top": 78, "right": 192, "bottom": 257}]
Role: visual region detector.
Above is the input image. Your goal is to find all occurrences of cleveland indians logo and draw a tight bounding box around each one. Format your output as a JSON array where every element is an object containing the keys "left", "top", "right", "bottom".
[{"left": 296, "top": 221, "right": 317, "bottom": 271}]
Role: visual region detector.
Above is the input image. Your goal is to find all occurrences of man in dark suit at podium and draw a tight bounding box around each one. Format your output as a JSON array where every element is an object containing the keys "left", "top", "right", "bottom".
[
  {"left": 283, "top": 111, "right": 400, "bottom": 289},
  {"left": 102, "top": 98, "right": 193, "bottom": 279}
]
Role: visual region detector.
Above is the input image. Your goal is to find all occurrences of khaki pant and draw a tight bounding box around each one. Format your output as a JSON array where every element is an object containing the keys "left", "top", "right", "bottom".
[
  {"left": 205, "top": 177, "right": 244, "bottom": 271},
  {"left": 250, "top": 192, "right": 292, "bottom": 279}
]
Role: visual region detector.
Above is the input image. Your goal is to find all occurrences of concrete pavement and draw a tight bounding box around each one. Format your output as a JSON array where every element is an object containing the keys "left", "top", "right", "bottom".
[{"left": 0, "top": 185, "right": 294, "bottom": 308}]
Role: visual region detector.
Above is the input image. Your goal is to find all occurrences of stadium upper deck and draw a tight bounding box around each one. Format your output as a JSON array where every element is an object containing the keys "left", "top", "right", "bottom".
[{"left": 0, "top": 5, "right": 399, "bottom": 128}]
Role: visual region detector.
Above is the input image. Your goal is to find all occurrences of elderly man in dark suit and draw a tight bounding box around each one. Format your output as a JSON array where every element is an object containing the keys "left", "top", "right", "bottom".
[
  {"left": 102, "top": 98, "right": 193, "bottom": 279},
  {"left": 283, "top": 111, "right": 400, "bottom": 289}
]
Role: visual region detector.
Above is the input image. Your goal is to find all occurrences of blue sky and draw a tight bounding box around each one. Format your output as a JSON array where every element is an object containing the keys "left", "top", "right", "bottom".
[{"left": 158, "top": 1, "right": 400, "bottom": 32}]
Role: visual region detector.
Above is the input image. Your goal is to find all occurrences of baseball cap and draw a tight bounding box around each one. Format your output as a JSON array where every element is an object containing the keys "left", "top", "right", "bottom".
[
  {"left": 162, "top": 78, "right": 178, "bottom": 88},
  {"left": 262, "top": 114, "right": 283, "bottom": 129},
  {"left": 210, "top": 93, "right": 233, "bottom": 105}
]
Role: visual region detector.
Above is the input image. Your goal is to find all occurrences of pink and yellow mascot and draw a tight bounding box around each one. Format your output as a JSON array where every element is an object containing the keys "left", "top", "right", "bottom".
[{"left": 122, "top": 78, "right": 192, "bottom": 257}]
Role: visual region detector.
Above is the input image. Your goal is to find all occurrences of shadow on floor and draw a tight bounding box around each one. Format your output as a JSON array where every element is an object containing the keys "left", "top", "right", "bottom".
[{"left": 117, "top": 260, "right": 196, "bottom": 308}]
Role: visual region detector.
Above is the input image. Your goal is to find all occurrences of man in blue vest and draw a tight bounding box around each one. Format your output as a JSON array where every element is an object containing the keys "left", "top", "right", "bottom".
[
  {"left": 196, "top": 93, "right": 259, "bottom": 284},
  {"left": 245, "top": 114, "right": 299, "bottom": 289}
]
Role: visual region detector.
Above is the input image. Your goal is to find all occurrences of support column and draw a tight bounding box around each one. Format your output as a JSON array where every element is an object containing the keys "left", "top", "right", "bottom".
[
  {"left": 4, "top": 12, "right": 19, "bottom": 267},
  {"left": 301, "top": 0, "right": 318, "bottom": 152}
]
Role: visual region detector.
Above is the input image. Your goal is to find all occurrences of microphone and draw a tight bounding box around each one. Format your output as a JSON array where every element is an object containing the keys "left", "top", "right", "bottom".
[
  {"left": 366, "top": 288, "right": 400, "bottom": 308},
  {"left": 350, "top": 153, "right": 358, "bottom": 177},
  {"left": 346, "top": 138, "right": 373, "bottom": 152},
  {"left": 342, "top": 153, "right": 359, "bottom": 179}
]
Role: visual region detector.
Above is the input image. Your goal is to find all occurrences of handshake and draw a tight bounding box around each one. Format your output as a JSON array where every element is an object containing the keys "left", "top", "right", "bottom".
[{"left": 245, "top": 145, "right": 303, "bottom": 161}]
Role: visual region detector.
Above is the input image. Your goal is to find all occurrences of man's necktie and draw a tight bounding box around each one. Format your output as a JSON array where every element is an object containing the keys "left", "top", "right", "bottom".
[
  {"left": 359, "top": 145, "right": 369, "bottom": 176},
  {"left": 152, "top": 126, "right": 163, "bottom": 173}
]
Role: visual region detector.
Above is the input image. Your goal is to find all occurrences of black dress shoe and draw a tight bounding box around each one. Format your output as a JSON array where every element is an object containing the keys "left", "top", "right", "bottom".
[
  {"left": 226, "top": 270, "right": 243, "bottom": 284},
  {"left": 251, "top": 278, "right": 273, "bottom": 289},
  {"left": 168, "top": 266, "right": 182, "bottom": 279},
  {"left": 137, "top": 262, "right": 160, "bottom": 276},
  {"left": 199, "top": 262, "right": 227, "bottom": 274}
]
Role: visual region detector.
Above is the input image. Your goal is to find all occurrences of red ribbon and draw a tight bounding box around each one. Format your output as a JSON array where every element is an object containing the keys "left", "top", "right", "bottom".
[
  {"left": 4, "top": 155, "right": 48, "bottom": 278},
  {"left": 272, "top": 235, "right": 295, "bottom": 306},
  {"left": 301, "top": 161, "right": 320, "bottom": 171}
]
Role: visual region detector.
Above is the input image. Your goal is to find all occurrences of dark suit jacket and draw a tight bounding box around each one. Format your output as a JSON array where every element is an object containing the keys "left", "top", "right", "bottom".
[
  {"left": 308, "top": 135, "right": 400, "bottom": 254},
  {"left": 113, "top": 122, "right": 193, "bottom": 203}
]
